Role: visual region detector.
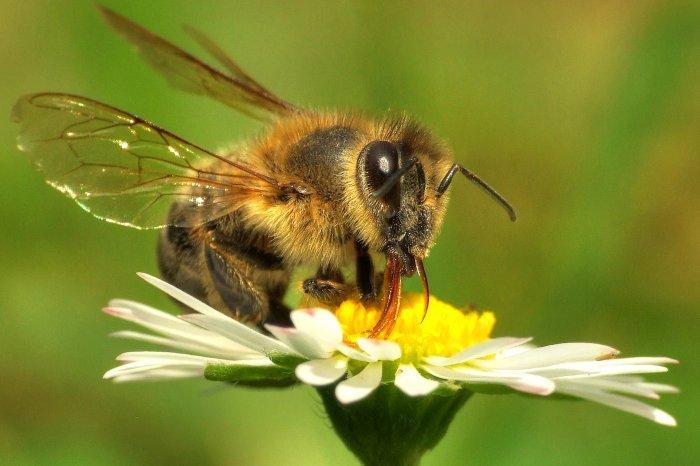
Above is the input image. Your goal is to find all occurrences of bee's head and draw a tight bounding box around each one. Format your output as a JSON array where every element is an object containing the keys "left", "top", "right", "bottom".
[{"left": 354, "top": 138, "right": 449, "bottom": 277}]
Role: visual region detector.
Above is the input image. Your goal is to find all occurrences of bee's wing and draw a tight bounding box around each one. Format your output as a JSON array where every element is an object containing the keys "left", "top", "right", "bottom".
[
  {"left": 182, "top": 24, "right": 267, "bottom": 94},
  {"left": 98, "top": 6, "right": 301, "bottom": 122},
  {"left": 12, "top": 93, "right": 280, "bottom": 229}
]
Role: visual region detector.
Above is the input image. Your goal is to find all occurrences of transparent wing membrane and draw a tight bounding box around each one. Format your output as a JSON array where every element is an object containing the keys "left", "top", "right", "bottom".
[
  {"left": 13, "top": 93, "right": 275, "bottom": 229},
  {"left": 98, "top": 6, "right": 301, "bottom": 121}
]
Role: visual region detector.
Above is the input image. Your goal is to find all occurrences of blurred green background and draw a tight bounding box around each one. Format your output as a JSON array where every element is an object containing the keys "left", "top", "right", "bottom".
[{"left": 1, "top": 1, "right": 698, "bottom": 465}]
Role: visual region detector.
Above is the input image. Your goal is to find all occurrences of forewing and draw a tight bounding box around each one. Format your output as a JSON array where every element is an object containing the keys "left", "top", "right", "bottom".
[
  {"left": 98, "top": 6, "right": 301, "bottom": 121},
  {"left": 12, "top": 93, "right": 277, "bottom": 229}
]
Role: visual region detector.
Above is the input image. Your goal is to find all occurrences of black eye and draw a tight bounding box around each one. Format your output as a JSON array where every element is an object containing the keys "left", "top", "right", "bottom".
[{"left": 360, "top": 140, "right": 401, "bottom": 212}]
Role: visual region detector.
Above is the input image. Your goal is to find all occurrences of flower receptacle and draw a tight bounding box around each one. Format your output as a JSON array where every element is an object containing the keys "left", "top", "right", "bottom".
[{"left": 318, "top": 383, "right": 472, "bottom": 466}]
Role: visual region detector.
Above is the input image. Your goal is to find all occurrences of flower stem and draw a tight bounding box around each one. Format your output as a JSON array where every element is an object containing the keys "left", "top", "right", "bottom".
[{"left": 318, "top": 384, "right": 472, "bottom": 465}]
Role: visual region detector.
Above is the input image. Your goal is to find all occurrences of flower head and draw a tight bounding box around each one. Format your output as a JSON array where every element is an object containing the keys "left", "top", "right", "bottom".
[
  {"left": 335, "top": 293, "right": 495, "bottom": 362},
  {"left": 104, "top": 273, "right": 678, "bottom": 426}
]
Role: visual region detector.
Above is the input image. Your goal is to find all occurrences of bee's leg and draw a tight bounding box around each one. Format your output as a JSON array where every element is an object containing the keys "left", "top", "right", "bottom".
[
  {"left": 355, "top": 241, "right": 378, "bottom": 302},
  {"left": 264, "top": 262, "right": 293, "bottom": 327},
  {"left": 302, "top": 266, "right": 350, "bottom": 306},
  {"left": 265, "top": 300, "right": 292, "bottom": 327},
  {"left": 205, "top": 230, "right": 290, "bottom": 326}
]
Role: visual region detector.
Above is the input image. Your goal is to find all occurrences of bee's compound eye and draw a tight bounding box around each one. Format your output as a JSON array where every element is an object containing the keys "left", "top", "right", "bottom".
[{"left": 361, "top": 140, "right": 401, "bottom": 211}]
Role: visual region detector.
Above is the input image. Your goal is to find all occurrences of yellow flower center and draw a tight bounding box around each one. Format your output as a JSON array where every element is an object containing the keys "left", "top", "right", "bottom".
[{"left": 333, "top": 293, "right": 496, "bottom": 362}]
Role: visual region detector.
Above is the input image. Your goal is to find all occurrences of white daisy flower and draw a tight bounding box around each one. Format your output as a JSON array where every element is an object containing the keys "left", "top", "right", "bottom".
[{"left": 104, "top": 273, "right": 678, "bottom": 426}]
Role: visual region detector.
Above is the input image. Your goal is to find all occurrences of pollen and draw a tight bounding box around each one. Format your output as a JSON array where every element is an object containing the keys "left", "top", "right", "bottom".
[{"left": 334, "top": 294, "right": 495, "bottom": 362}]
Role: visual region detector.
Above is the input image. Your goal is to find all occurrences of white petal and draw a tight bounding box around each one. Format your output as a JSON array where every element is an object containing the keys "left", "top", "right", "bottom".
[
  {"left": 109, "top": 299, "right": 182, "bottom": 322},
  {"left": 116, "top": 351, "right": 219, "bottom": 364},
  {"left": 474, "top": 343, "right": 619, "bottom": 370},
  {"left": 106, "top": 298, "right": 260, "bottom": 356},
  {"left": 604, "top": 375, "right": 645, "bottom": 383},
  {"left": 138, "top": 273, "right": 226, "bottom": 318},
  {"left": 116, "top": 351, "right": 271, "bottom": 367},
  {"left": 394, "top": 364, "right": 439, "bottom": 397},
  {"left": 336, "top": 343, "right": 375, "bottom": 362},
  {"left": 110, "top": 330, "right": 257, "bottom": 359},
  {"left": 104, "top": 360, "right": 170, "bottom": 379},
  {"left": 110, "top": 330, "right": 206, "bottom": 352},
  {"left": 112, "top": 367, "right": 204, "bottom": 383},
  {"left": 335, "top": 361, "right": 383, "bottom": 404},
  {"left": 527, "top": 362, "right": 669, "bottom": 379},
  {"left": 552, "top": 364, "right": 669, "bottom": 380},
  {"left": 357, "top": 338, "right": 401, "bottom": 361},
  {"left": 506, "top": 375, "right": 557, "bottom": 395},
  {"left": 423, "top": 337, "right": 532, "bottom": 366},
  {"left": 212, "top": 358, "right": 273, "bottom": 366},
  {"left": 556, "top": 386, "right": 677, "bottom": 426},
  {"left": 498, "top": 342, "right": 537, "bottom": 358},
  {"left": 139, "top": 274, "right": 291, "bottom": 354},
  {"left": 590, "top": 357, "right": 678, "bottom": 366},
  {"left": 518, "top": 363, "right": 594, "bottom": 378},
  {"left": 289, "top": 308, "right": 344, "bottom": 347},
  {"left": 265, "top": 325, "right": 331, "bottom": 359},
  {"left": 636, "top": 382, "right": 680, "bottom": 394},
  {"left": 557, "top": 378, "right": 660, "bottom": 399},
  {"left": 105, "top": 360, "right": 203, "bottom": 379},
  {"left": 105, "top": 353, "right": 272, "bottom": 381},
  {"left": 104, "top": 305, "right": 249, "bottom": 355},
  {"left": 422, "top": 364, "right": 555, "bottom": 395},
  {"left": 295, "top": 357, "right": 348, "bottom": 386},
  {"left": 180, "top": 313, "right": 293, "bottom": 356}
]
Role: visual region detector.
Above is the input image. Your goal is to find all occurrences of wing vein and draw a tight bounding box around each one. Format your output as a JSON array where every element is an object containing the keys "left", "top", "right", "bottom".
[{"left": 13, "top": 93, "right": 280, "bottom": 229}]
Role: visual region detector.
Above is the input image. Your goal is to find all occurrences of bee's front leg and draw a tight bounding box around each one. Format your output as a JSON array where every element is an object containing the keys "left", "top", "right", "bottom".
[
  {"left": 356, "top": 241, "right": 384, "bottom": 302},
  {"left": 302, "top": 266, "right": 350, "bottom": 307}
]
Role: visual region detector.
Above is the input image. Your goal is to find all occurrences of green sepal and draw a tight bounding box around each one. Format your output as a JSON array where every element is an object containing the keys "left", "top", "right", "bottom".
[
  {"left": 347, "top": 358, "right": 368, "bottom": 376},
  {"left": 267, "top": 351, "right": 307, "bottom": 369},
  {"left": 204, "top": 363, "right": 297, "bottom": 388},
  {"left": 430, "top": 381, "right": 464, "bottom": 397},
  {"left": 381, "top": 360, "right": 400, "bottom": 382},
  {"left": 318, "top": 383, "right": 472, "bottom": 466}
]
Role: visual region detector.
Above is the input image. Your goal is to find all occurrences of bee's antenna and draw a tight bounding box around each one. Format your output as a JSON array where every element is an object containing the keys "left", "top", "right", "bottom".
[
  {"left": 437, "top": 164, "right": 517, "bottom": 222},
  {"left": 371, "top": 157, "right": 418, "bottom": 199}
]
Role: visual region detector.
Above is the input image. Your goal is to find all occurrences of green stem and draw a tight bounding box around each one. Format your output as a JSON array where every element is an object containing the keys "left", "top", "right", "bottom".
[{"left": 318, "top": 384, "right": 472, "bottom": 466}]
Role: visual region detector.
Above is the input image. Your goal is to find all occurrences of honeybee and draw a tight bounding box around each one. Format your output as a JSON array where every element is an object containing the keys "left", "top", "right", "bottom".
[{"left": 12, "top": 7, "right": 515, "bottom": 337}]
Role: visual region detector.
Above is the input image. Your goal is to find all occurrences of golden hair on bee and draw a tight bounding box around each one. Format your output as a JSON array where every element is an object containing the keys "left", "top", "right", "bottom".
[{"left": 12, "top": 6, "right": 516, "bottom": 337}]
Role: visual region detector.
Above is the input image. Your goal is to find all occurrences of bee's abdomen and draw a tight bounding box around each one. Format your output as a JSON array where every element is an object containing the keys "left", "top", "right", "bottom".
[{"left": 157, "top": 225, "right": 208, "bottom": 302}]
